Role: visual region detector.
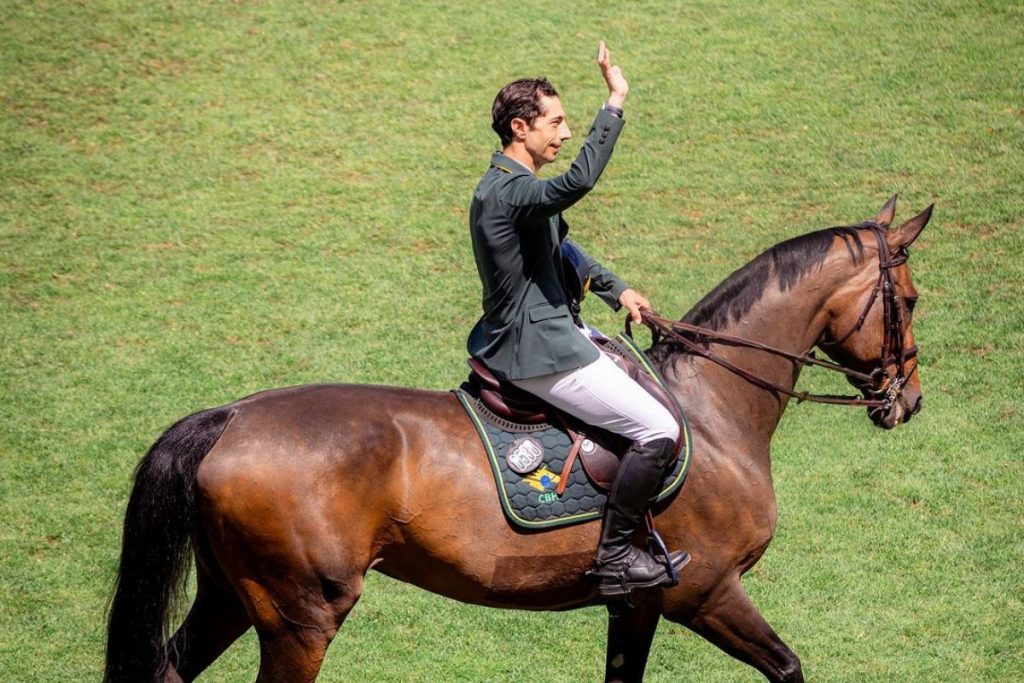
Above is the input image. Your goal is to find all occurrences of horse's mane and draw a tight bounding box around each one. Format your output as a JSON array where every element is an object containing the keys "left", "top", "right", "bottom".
[{"left": 648, "top": 223, "right": 877, "bottom": 364}]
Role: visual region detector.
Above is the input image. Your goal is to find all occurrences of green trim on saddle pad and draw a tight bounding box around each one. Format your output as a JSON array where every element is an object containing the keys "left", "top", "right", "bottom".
[{"left": 454, "top": 335, "right": 692, "bottom": 530}]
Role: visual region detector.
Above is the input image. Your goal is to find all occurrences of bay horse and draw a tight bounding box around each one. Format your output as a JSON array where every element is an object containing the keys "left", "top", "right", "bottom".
[{"left": 105, "top": 197, "right": 931, "bottom": 682}]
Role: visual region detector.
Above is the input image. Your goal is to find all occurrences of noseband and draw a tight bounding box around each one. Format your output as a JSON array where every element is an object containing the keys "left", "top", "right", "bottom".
[{"left": 633, "top": 224, "right": 916, "bottom": 410}]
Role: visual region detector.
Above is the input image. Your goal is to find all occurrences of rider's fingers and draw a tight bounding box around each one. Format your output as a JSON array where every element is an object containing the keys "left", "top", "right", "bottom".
[{"left": 627, "top": 302, "right": 643, "bottom": 323}]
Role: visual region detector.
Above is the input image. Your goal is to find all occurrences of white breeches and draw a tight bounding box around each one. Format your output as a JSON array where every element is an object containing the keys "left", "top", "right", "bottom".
[{"left": 511, "top": 326, "right": 680, "bottom": 444}]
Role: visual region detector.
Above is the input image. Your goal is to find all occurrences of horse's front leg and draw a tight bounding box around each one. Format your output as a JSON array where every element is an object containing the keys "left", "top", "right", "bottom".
[
  {"left": 665, "top": 577, "right": 803, "bottom": 683},
  {"left": 604, "top": 599, "right": 661, "bottom": 683}
]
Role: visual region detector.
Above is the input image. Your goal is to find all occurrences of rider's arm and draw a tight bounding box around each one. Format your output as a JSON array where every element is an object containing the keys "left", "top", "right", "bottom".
[
  {"left": 499, "top": 41, "right": 629, "bottom": 225},
  {"left": 563, "top": 237, "right": 629, "bottom": 311},
  {"left": 499, "top": 109, "right": 624, "bottom": 223}
]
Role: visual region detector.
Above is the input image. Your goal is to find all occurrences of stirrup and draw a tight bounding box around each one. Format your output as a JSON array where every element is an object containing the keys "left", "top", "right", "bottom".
[{"left": 647, "top": 523, "right": 689, "bottom": 586}]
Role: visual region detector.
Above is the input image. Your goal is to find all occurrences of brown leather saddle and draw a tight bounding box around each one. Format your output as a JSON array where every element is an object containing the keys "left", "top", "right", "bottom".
[{"left": 464, "top": 336, "right": 685, "bottom": 493}]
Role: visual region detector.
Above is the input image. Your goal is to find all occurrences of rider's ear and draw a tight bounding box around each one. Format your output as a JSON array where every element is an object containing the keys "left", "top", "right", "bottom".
[
  {"left": 874, "top": 194, "right": 898, "bottom": 227},
  {"left": 887, "top": 204, "right": 933, "bottom": 250},
  {"left": 510, "top": 117, "right": 529, "bottom": 141}
]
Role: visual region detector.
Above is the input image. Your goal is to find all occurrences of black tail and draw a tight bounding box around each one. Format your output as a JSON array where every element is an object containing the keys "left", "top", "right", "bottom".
[{"left": 104, "top": 406, "right": 234, "bottom": 683}]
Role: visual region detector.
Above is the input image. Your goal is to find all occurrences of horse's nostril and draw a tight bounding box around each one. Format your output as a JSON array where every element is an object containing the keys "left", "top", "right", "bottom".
[{"left": 912, "top": 396, "right": 923, "bottom": 414}]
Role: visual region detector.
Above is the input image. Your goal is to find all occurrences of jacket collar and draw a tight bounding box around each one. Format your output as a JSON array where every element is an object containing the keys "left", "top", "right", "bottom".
[{"left": 490, "top": 151, "right": 534, "bottom": 176}]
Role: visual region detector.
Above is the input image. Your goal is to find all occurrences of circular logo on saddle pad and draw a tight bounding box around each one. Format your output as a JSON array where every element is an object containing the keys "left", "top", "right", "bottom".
[
  {"left": 580, "top": 438, "right": 596, "bottom": 454},
  {"left": 506, "top": 437, "right": 544, "bottom": 475}
]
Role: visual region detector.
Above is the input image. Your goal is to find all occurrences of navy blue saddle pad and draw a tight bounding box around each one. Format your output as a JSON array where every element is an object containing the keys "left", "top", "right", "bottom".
[{"left": 453, "top": 333, "right": 692, "bottom": 530}]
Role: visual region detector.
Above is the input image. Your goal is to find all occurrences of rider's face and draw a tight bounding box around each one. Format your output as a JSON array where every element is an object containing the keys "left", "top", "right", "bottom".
[{"left": 519, "top": 95, "right": 572, "bottom": 170}]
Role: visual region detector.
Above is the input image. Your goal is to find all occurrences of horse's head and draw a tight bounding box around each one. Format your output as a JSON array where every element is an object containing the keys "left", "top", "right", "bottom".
[{"left": 819, "top": 196, "right": 932, "bottom": 429}]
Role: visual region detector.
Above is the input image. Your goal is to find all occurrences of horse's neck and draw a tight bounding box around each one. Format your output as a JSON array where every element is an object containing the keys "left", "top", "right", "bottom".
[{"left": 661, "top": 252, "right": 851, "bottom": 445}]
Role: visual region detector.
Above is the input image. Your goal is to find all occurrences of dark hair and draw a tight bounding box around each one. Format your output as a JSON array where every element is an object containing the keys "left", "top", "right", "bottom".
[{"left": 491, "top": 78, "right": 559, "bottom": 147}]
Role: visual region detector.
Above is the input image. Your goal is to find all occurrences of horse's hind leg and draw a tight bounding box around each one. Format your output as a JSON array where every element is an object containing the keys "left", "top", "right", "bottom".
[
  {"left": 665, "top": 578, "right": 803, "bottom": 683},
  {"left": 604, "top": 600, "right": 661, "bottom": 683},
  {"left": 241, "top": 573, "right": 364, "bottom": 683},
  {"left": 166, "top": 569, "right": 252, "bottom": 681}
]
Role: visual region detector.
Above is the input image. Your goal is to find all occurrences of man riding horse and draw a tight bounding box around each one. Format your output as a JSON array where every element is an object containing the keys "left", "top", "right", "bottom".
[{"left": 467, "top": 42, "right": 689, "bottom": 597}]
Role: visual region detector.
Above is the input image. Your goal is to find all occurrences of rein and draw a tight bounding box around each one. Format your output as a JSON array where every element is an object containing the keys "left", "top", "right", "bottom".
[{"left": 629, "top": 225, "right": 917, "bottom": 410}]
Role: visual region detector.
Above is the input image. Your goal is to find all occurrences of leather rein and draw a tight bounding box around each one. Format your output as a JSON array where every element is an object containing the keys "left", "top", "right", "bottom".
[{"left": 629, "top": 225, "right": 918, "bottom": 410}]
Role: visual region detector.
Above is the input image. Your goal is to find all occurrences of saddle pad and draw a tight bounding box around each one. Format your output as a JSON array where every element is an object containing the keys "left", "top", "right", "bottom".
[{"left": 453, "top": 333, "right": 692, "bottom": 530}]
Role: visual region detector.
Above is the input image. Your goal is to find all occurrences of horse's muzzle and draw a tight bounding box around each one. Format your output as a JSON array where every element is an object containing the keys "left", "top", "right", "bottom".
[{"left": 868, "top": 382, "right": 922, "bottom": 429}]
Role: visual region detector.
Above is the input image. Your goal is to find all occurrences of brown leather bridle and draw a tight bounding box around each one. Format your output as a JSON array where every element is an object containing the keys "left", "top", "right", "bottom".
[{"left": 631, "top": 224, "right": 918, "bottom": 411}]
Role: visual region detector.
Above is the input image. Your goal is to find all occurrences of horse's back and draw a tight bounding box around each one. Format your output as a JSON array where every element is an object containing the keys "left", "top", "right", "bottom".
[
  {"left": 191, "top": 384, "right": 480, "bottom": 578},
  {"left": 197, "top": 382, "right": 476, "bottom": 502},
  {"left": 190, "top": 382, "right": 601, "bottom": 607}
]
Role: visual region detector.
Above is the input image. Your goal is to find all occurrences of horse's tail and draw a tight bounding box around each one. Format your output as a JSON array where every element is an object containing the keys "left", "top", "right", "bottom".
[{"left": 104, "top": 405, "right": 235, "bottom": 683}]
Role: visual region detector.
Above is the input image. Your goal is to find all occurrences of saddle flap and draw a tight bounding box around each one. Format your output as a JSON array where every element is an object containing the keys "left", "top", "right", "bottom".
[{"left": 570, "top": 429, "right": 627, "bottom": 491}]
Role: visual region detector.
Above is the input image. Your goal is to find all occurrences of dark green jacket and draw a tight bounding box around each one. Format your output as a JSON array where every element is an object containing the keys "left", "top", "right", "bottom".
[{"left": 467, "top": 108, "right": 628, "bottom": 381}]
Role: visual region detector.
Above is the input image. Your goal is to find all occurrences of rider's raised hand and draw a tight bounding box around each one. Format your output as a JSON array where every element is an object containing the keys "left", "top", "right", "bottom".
[{"left": 597, "top": 40, "right": 628, "bottom": 109}]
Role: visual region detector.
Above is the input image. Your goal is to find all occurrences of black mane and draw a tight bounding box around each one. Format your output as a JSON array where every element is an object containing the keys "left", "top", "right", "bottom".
[{"left": 649, "top": 223, "right": 876, "bottom": 363}]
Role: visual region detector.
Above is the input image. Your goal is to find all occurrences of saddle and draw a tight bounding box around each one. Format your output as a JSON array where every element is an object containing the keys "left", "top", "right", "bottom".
[{"left": 464, "top": 335, "right": 685, "bottom": 492}]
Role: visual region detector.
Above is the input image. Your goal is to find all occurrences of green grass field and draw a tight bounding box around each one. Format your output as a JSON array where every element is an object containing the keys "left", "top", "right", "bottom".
[{"left": 2, "top": 1, "right": 1022, "bottom": 680}]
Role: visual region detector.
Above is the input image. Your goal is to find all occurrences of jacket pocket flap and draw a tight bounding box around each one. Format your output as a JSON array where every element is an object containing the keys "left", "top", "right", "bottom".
[{"left": 529, "top": 303, "right": 569, "bottom": 322}]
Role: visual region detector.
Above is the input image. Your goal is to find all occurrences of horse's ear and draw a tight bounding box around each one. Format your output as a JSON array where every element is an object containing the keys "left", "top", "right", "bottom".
[
  {"left": 874, "top": 194, "right": 898, "bottom": 226},
  {"left": 887, "top": 204, "right": 933, "bottom": 249}
]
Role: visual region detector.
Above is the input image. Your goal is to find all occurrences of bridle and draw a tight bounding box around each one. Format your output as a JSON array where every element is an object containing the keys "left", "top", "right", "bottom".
[
  {"left": 630, "top": 224, "right": 918, "bottom": 411},
  {"left": 818, "top": 224, "right": 918, "bottom": 409}
]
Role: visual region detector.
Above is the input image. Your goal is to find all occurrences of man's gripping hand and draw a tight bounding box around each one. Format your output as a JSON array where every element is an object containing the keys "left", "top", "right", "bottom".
[
  {"left": 619, "top": 288, "right": 651, "bottom": 324},
  {"left": 597, "top": 41, "right": 628, "bottom": 109}
]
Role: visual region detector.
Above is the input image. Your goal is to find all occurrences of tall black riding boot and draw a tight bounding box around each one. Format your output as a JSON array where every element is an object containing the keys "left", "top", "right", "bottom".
[{"left": 587, "top": 437, "right": 690, "bottom": 598}]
